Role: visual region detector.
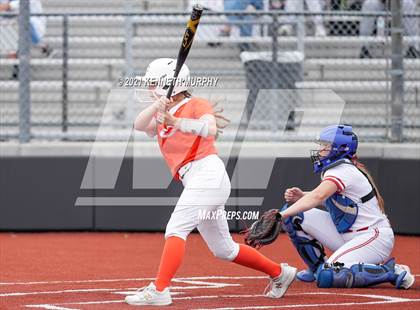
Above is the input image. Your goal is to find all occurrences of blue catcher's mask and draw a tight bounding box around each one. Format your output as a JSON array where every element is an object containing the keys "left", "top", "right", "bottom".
[{"left": 311, "top": 124, "right": 358, "bottom": 173}]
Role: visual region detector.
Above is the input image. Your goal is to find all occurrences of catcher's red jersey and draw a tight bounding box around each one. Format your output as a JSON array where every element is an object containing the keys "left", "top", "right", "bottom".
[{"left": 157, "top": 97, "right": 217, "bottom": 178}]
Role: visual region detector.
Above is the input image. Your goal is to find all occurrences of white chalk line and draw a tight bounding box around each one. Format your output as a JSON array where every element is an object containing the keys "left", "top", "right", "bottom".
[
  {"left": 25, "top": 295, "right": 268, "bottom": 309},
  {"left": 0, "top": 279, "right": 241, "bottom": 297},
  {"left": 23, "top": 293, "right": 420, "bottom": 310},
  {"left": 0, "top": 286, "right": 227, "bottom": 298},
  {"left": 27, "top": 306, "right": 76, "bottom": 310},
  {"left": 0, "top": 275, "right": 417, "bottom": 309},
  {"left": 0, "top": 275, "right": 266, "bottom": 286},
  {"left": 1, "top": 275, "right": 418, "bottom": 286},
  {"left": 194, "top": 299, "right": 420, "bottom": 310},
  {"left": 193, "top": 292, "right": 420, "bottom": 310},
  {"left": 24, "top": 294, "right": 269, "bottom": 309},
  {"left": 1, "top": 288, "right": 119, "bottom": 297},
  {"left": 0, "top": 277, "right": 154, "bottom": 286}
]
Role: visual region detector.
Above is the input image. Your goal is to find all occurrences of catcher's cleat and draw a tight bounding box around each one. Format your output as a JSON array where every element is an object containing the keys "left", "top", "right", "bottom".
[
  {"left": 124, "top": 282, "right": 172, "bottom": 306},
  {"left": 394, "top": 264, "right": 415, "bottom": 290},
  {"left": 296, "top": 268, "right": 316, "bottom": 282},
  {"left": 265, "top": 263, "right": 297, "bottom": 298}
]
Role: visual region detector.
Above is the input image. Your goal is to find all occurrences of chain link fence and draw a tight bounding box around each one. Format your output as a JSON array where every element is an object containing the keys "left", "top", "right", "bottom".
[{"left": 0, "top": 0, "right": 419, "bottom": 142}]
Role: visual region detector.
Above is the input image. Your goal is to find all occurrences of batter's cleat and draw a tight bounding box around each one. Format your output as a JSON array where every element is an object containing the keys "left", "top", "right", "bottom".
[
  {"left": 124, "top": 282, "right": 172, "bottom": 306},
  {"left": 265, "top": 263, "right": 297, "bottom": 298},
  {"left": 296, "top": 268, "right": 316, "bottom": 282},
  {"left": 394, "top": 264, "right": 415, "bottom": 290}
]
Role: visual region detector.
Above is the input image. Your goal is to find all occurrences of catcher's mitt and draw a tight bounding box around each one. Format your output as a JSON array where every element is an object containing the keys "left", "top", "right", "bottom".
[{"left": 243, "top": 209, "right": 282, "bottom": 249}]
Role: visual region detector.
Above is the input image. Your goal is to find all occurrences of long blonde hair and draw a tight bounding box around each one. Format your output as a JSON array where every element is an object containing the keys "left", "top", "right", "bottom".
[
  {"left": 351, "top": 155, "right": 386, "bottom": 214},
  {"left": 182, "top": 91, "right": 230, "bottom": 137},
  {"left": 211, "top": 101, "right": 230, "bottom": 136}
]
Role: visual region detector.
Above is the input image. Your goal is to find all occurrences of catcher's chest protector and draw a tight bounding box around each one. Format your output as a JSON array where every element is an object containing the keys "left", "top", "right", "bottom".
[
  {"left": 323, "top": 160, "right": 378, "bottom": 233},
  {"left": 325, "top": 193, "right": 358, "bottom": 233}
]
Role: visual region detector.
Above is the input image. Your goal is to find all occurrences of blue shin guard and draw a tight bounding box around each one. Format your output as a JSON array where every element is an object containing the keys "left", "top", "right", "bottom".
[
  {"left": 281, "top": 204, "right": 326, "bottom": 281},
  {"left": 317, "top": 259, "right": 398, "bottom": 288}
]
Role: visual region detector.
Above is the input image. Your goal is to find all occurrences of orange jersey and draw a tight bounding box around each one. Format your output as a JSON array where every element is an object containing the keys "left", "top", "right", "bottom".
[{"left": 157, "top": 97, "right": 218, "bottom": 179}]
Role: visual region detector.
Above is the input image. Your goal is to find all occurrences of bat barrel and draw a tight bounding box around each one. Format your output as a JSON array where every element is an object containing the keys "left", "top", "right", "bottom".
[{"left": 166, "top": 5, "right": 203, "bottom": 98}]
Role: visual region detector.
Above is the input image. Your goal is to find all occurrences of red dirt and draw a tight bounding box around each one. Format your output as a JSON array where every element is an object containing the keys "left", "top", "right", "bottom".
[{"left": 0, "top": 233, "right": 419, "bottom": 310}]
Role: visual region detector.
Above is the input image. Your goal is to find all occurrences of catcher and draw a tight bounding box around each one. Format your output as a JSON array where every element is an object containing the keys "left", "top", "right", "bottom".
[{"left": 245, "top": 124, "right": 415, "bottom": 290}]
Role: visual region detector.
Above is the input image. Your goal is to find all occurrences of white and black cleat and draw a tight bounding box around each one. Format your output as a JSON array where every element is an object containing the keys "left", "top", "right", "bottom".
[
  {"left": 265, "top": 263, "right": 297, "bottom": 298},
  {"left": 125, "top": 282, "right": 172, "bottom": 306}
]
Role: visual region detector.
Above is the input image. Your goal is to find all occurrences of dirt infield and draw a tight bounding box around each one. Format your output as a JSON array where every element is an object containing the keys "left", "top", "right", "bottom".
[{"left": 0, "top": 233, "right": 419, "bottom": 309}]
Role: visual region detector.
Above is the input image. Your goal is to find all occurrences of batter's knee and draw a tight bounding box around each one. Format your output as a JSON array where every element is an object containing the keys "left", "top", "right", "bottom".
[
  {"left": 211, "top": 242, "right": 240, "bottom": 261},
  {"left": 164, "top": 218, "right": 196, "bottom": 241},
  {"left": 164, "top": 231, "right": 188, "bottom": 241}
]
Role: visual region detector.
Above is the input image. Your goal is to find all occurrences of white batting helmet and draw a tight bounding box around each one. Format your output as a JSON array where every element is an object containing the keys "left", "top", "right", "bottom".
[{"left": 140, "top": 58, "right": 190, "bottom": 97}]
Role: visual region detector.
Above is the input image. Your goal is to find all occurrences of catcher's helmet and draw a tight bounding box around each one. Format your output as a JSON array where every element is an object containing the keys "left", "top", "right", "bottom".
[
  {"left": 139, "top": 58, "right": 190, "bottom": 97},
  {"left": 311, "top": 124, "right": 358, "bottom": 173}
]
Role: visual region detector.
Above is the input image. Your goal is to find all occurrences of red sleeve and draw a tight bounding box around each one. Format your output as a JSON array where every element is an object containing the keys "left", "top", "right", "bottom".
[
  {"left": 193, "top": 98, "right": 214, "bottom": 119},
  {"left": 322, "top": 176, "right": 346, "bottom": 193}
]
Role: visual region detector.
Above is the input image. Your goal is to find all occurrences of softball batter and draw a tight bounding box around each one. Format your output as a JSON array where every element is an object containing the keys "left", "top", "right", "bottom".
[
  {"left": 280, "top": 124, "right": 415, "bottom": 289},
  {"left": 124, "top": 58, "right": 297, "bottom": 306}
]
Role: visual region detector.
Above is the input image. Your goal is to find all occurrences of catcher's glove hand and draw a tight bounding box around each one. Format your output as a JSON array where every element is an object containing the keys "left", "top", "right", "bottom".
[{"left": 243, "top": 209, "right": 282, "bottom": 249}]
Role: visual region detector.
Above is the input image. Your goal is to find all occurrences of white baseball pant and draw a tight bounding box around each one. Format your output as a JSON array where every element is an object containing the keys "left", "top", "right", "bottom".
[
  {"left": 165, "top": 154, "right": 240, "bottom": 261},
  {"left": 299, "top": 208, "right": 394, "bottom": 267}
]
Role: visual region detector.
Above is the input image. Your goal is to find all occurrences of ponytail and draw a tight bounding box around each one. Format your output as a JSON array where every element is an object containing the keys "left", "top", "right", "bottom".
[
  {"left": 351, "top": 155, "right": 386, "bottom": 214},
  {"left": 211, "top": 101, "right": 230, "bottom": 137},
  {"left": 181, "top": 91, "right": 230, "bottom": 139}
]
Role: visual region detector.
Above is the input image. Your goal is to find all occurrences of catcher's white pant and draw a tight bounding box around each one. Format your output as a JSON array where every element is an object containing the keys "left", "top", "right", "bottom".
[
  {"left": 300, "top": 208, "right": 394, "bottom": 267},
  {"left": 165, "top": 154, "right": 240, "bottom": 261}
]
